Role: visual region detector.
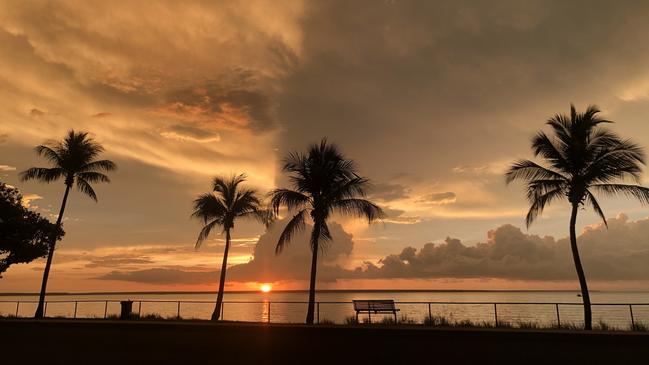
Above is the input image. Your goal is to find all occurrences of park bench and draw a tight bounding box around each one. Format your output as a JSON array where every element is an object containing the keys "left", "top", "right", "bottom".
[{"left": 353, "top": 299, "right": 399, "bottom": 323}]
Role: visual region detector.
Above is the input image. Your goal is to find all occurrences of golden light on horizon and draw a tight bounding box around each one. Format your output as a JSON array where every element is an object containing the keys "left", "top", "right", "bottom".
[{"left": 260, "top": 284, "right": 272, "bottom": 293}]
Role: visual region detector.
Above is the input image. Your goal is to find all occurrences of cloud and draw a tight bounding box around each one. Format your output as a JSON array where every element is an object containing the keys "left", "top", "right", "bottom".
[
  {"left": 29, "top": 108, "right": 44, "bottom": 117},
  {"left": 155, "top": 79, "right": 277, "bottom": 132},
  {"left": 98, "top": 268, "right": 217, "bottom": 285},
  {"left": 381, "top": 206, "right": 421, "bottom": 225},
  {"left": 92, "top": 219, "right": 355, "bottom": 285},
  {"left": 368, "top": 182, "right": 410, "bottom": 202},
  {"left": 21, "top": 193, "right": 42, "bottom": 208},
  {"left": 159, "top": 124, "right": 221, "bottom": 144},
  {"left": 353, "top": 214, "right": 649, "bottom": 281},
  {"left": 91, "top": 112, "right": 111, "bottom": 118},
  {"left": 453, "top": 162, "right": 508, "bottom": 175},
  {"left": 227, "top": 218, "right": 354, "bottom": 283},
  {"left": 85, "top": 255, "right": 155, "bottom": 268},
  {"left": 417, "top": 192, "right": 457, "bottom": 205}
]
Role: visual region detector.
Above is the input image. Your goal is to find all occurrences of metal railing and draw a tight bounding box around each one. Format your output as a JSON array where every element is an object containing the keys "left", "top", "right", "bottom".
[{"left": 1, "top": 299, "right": 648, "bottom": 328}]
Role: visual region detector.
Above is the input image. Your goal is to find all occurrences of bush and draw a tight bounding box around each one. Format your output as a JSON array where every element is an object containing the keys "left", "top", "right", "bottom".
[
  {"left": 345, "top": 316, "right": 359, "bottom": 325},
  {"left": 423, "top": 315, "right": 451, "bottom": 327},
  {"left": 318, "top": 318, "right": 336, "bottom": 325}
]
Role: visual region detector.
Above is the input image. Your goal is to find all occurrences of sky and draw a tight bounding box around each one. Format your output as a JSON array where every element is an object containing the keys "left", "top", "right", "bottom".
[{"left": 3, "top": 0, "right": 649, "bottom": 292}]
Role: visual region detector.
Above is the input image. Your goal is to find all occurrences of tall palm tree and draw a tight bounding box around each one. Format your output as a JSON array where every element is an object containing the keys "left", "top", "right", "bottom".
[
  {"left": 270, "top": 139, "right": 384, "bottom": 324},
  {"left": 20, "top": 130, "right": 116, "bottom": 318},
  {"left": 506, "top": 105, "right": 649, "bottom": 330},
  {"left": 192, "top": 174, "right": 271, "bottom": 321}
]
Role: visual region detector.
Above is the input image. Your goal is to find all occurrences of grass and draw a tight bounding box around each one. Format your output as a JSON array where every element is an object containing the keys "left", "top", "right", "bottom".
[{"left": 3, "top": 311, "right": 648, "bottom": 333}]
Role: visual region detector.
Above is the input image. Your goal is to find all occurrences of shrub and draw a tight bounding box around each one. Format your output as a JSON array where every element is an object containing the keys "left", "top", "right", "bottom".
[{"left": 345, "top": 315, "right": 359, "bottom": 325}]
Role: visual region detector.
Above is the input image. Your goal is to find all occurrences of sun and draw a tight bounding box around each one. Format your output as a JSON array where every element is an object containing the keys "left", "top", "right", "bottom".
[{"left": 260, "top": 284, "right": 272, "bottom": 293}]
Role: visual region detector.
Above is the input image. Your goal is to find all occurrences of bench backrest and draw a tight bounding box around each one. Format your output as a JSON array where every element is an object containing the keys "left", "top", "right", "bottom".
[{"left": 353, "top": 300, "right": 396, "bottom": 311}]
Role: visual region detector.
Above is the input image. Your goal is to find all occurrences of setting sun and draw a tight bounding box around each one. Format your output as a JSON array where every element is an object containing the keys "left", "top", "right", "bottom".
[{"left": 260, "top": 284, "right": 272, "bottom": 293}]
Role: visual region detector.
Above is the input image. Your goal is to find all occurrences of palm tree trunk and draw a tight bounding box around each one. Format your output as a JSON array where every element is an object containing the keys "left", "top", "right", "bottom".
[
  {"left": 212, "top": 229, "right": 231, "bottom": 321},
  {"left": 569, "top": 202, "right": 592, "bottom": 330},
  {"left": 34, "top": 184, "right": 71, "bottom": 318},
  {"left": 305, "top": 224, "right": 320, "bottom": 325}
]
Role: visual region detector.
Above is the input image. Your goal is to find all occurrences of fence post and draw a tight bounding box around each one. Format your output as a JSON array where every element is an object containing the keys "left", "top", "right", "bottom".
[
  {"left": 494, "top": 303, "right": 498, "bottom": 327},
  {"left": 629, "top": 304, "right": 635, "bottom": 330},
  {"left": 428, "top": 303, "right": 432, "bottom": 322},
  {"left": 177, "top": 301, "right": 181, "bottom": 319},
  {"left": 73, "top": 301, "right": 78, "bottom": 319},
  {"left": 268, "top": 301, "right": 271, "bottom": 323},
  {"left": 555, "top": 304, "right": 561, "bottom": 328},
  {"left": 15, "top": 301, "right": 20, "bottom": 317},
  {"left": 317, "top": 302, "right": 320, "bottom": 324},
  {"left": 104, "top": 301, "right": 108, "bottom": 318}
]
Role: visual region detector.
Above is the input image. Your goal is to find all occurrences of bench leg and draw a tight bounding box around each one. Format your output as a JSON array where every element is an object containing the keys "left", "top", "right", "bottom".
[
  {"left": 394, "top": 311, "right": 397, "bottom": 323},
  {"left": 368, "top": 311, "right": 371, "bottom": 324}
]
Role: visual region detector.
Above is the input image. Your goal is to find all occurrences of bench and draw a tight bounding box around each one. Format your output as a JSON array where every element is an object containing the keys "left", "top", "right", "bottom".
[{"left": 353, "top": 300, "right": 400, "bottom": 323}]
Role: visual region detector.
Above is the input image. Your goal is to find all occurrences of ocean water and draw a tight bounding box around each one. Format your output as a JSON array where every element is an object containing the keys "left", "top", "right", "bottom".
[{"left": 2, "top": 291, "right": 649, "bottom": 328}]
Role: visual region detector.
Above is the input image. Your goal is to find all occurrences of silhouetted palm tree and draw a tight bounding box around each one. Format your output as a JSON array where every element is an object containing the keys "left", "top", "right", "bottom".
[
  {"left": 20, "top": 130, "right": 116, "bottom": 318},
  {"left": 192, "top": 174, "right": 271, "bottom": 321},
  {"left": 506, "top": 105, "right": 649, "bottom": 330},
  {"left": 270, "top": 139, "right": 384, "bottom": 324}
]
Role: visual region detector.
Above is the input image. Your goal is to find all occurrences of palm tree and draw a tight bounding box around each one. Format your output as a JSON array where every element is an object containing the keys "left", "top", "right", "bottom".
[
  {"left": 20, "top": 130, "right": 116, "bottom": 318},
  {"left": 270, "top": 139, "right": 384, "bottom": 324},
  {"left": 506, "top": 104, "right": 649, "bottom": 330},
  {"left": 192, "top": 174, "right": 271, "bottom": 321}
]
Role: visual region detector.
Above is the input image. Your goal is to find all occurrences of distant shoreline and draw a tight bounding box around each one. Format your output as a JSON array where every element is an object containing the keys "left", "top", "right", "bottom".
[{"left": 0, "top": 289, "right": 640, "bottom": 296}]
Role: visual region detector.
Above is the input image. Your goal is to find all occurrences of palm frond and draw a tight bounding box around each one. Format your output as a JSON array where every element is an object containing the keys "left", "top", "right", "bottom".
[
  {"left": 525, "top": 179, "right": 568, "bottom": 201},
  {"left": 276, "top": 209, "right": 308, "bottom": 254},
  {"left": 195, "top": 219, "right": 221, "bottom": 249},
  {"left": 332, "top": 198, "right": 384, "bottom": 222},
  {"left": 505, "top": 160, "right": 567, "bottom": 184},
  {"left": 585, "top": 190, "right": 607, "bottom": 227},
  {"left": 525, "top": 188, "right": 565, "bottom": 227},
  {"left": 34, "top": 145, "right": 62, "bottom": 165},
  {"left": 192, "top": 193, "right": 227, "bottom": 223},
  {"left": 269, "top": 188, "right": 310, "bottom": 214},
  {"left": 80, "top": 159, "right": 117, "bottom": 173},
  {"left": 76, "top": 178, "right": 98, "bottom": 201},
  {"left": 591, "top": 184, "right": 649, "bottom": 205},
  {"left": 76, "top": 171, "right": 110, "bottom": 184},
  {"left": 19, "top": 167, "right": 65, "bottom": 183},
  {"left": 531, "top": 132, "right": 570, "bottom": 171},
  {"left": 311, "top": 221, "right": 332, "bottom": 252}
]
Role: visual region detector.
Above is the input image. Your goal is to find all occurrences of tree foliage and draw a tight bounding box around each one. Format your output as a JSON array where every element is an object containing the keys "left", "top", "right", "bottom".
[{"left": 0, "top": 183, "right": 63, "bottom": 276}]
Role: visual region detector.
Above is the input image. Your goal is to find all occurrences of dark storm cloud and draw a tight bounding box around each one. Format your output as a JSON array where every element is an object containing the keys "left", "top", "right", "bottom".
[
  {"left": 159, "top": 76, "right": 277, "bottom": 132},
  {"left": 277, "top": 0, "right": 649, "bottom": 183},
  {"left": 353, "top": 215, "right": 649, "bottom": 281}
]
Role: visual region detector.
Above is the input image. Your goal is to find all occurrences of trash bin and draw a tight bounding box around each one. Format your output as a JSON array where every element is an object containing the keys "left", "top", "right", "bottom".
[{"left": 120, "top": 300, "right": 133, "bottom": 319}]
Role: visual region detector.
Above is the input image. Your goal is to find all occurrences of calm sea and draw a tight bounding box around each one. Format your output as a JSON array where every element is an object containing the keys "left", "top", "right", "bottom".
[{"left": 2, "top": 291, "right": 649, "bottom": 327}]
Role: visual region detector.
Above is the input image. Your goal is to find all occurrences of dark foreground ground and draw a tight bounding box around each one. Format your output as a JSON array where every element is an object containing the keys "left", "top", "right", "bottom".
[{"left": 1, "top": 319, "right": 648, "bottom": 364}]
